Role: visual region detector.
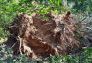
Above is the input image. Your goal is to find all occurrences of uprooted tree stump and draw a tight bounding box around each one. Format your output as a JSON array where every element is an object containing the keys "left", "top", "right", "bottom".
[{"left": 6, "top": 12, "right": 82, "bottom": 59}]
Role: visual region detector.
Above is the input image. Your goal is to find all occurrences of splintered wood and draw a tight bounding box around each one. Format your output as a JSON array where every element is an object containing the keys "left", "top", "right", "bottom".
[{"left": 7, "top": 12, "right": 81, "bottom": 59}]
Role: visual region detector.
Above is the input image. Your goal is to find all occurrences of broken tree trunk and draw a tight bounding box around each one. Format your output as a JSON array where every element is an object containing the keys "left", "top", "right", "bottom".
[{"left": 6, "top": 12, "right": 82, "bottom": 59}]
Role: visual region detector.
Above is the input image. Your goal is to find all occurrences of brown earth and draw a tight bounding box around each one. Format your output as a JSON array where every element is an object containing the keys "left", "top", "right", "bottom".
[{"left": 6, "top": 12, "right": 82, "bottom": 59}]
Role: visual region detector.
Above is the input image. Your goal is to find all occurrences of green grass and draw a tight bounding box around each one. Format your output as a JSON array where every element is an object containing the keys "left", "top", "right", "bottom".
[{"left": 0, "top": 44, "right": 92, "bottom": 63}]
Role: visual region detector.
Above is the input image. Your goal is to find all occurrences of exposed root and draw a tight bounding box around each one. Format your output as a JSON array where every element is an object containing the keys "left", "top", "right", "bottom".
[{"left": 6, "top": 12, "right": 82, "bottom": 59}]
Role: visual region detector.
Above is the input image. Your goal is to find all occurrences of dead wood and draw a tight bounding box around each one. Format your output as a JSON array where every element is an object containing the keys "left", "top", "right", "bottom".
[{"left": 6, "top": 12, "right": 82, "bottom": 59}]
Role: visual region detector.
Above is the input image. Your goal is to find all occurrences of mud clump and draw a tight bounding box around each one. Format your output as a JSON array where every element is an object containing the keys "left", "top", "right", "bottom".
[{"left": 6, "top": 12, "right": 82, "bottom": 59}]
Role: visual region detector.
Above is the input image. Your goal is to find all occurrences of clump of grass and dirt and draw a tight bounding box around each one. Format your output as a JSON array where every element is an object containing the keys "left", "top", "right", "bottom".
[{"left": 0, "top": 0, "right": 92, "bottom": 63}]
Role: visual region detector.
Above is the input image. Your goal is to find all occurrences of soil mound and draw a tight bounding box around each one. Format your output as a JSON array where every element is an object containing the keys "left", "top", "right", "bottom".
[{"left": 6, "top": 12, "right": 81, "bottom": 59}]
